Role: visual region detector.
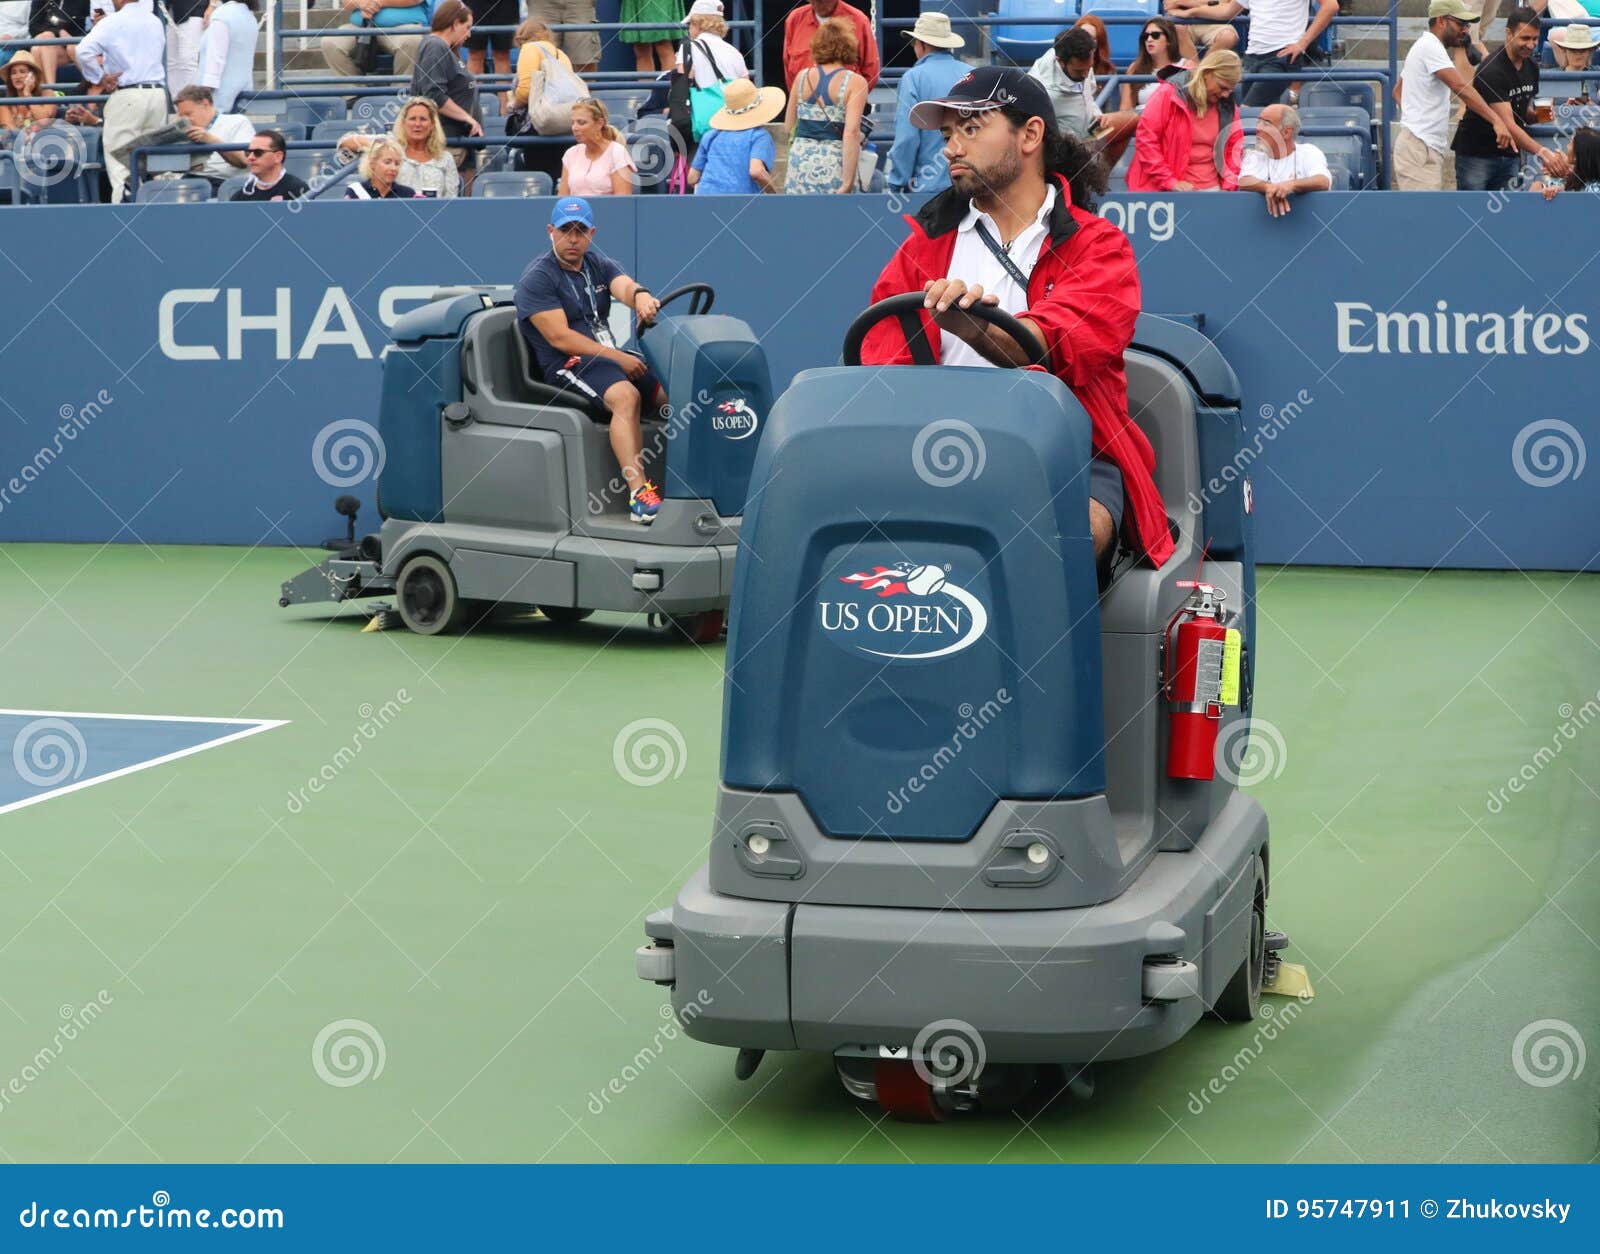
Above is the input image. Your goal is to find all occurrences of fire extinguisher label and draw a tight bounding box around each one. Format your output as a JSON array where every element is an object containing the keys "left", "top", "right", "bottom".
[
  {"left": 1195, "top": 638, "right": 1226, "bottom": 704},
  {"left": 1220, "top": 629, "right": 1243, "bottom": 706}
]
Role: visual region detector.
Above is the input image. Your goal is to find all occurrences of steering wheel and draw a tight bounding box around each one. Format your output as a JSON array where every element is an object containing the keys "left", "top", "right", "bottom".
[
  {"left": 840, "top": 292, "right": 1051, "bottom": 369},
  {"left": 654, "top": 283, "right": 715, "bottom": 316}
]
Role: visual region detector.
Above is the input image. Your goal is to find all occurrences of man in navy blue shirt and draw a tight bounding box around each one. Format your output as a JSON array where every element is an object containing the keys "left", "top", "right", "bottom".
[
  {"left": 516, "top": 197, "right": 668, "bottom": 524},
  {"left": 886, "top": 12, "right": 968, "bottom": 194}
]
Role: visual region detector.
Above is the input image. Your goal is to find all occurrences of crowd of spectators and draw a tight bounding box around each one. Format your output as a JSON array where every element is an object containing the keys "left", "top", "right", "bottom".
[{"left": 2, "top": 0, "right": 1597, "bottom": 206}]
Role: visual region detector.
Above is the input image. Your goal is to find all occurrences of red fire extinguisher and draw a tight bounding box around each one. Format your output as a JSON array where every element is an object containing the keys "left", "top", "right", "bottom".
[{"left": 1164, "top": 581, "right": 1233, "bottom": 780}]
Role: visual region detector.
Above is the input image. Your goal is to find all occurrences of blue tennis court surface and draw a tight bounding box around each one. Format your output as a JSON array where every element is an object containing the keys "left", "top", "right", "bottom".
[{"left": 0, "top": 710, "right": 285, "bottom": 814}]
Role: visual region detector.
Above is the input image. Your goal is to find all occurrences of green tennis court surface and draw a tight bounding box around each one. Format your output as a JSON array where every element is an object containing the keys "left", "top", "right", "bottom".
[{"left": 1, "top": 543, "right": 1595, "bottom": 1164}]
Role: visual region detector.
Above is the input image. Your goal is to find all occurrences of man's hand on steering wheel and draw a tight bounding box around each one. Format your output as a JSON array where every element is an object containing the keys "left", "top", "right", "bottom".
[
  {"left": 925, "top": 278, "right": 1000, "bottom": 344},
  {"left": 633, "top": 290, "right": 662, "bottom": 328}
]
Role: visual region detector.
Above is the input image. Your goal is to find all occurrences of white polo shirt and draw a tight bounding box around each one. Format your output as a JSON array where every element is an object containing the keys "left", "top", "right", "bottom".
[
  {"left": 1240, "top": 139, "right": 1332, "bottom": 184},
  {"left": 76, "top": 6, "right": 167, "bottom": 86},
  {"left": 195, "top": 111, "right": 255, "bottom": 177},
  {"left": 941, "top": 185, "right": 1054, "bottom": 368}
]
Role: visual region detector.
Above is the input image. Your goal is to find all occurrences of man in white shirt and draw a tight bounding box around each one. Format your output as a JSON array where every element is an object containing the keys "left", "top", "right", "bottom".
[
  {"left": 1393, "top": 0, "right": 1512, "bottom": 191},
  {"left": 0, "top": 1, "right": 31, "bottom": 45},
  {"left": 1237, "top": 104, "right": 1331, "bottom": 215},
  {"left": 174, "top": 82, "right": 253, "bottom": 188},
  {"left": 76, "top": 0, "right": 170, "bottom": 203}
]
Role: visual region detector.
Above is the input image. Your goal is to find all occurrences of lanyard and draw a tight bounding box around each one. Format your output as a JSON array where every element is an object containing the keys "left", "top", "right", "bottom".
[{"left": 972, "top": 219, "right": 1035, "bottom": 291}]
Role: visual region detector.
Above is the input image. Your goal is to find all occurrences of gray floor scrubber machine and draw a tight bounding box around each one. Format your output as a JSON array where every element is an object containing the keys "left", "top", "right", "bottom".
[
  {"left": 279, "top": 284, "right": 771, "bottom": 642},
  {"left": 635, "top": 296, "right": 1297, "bottom": 1118}
]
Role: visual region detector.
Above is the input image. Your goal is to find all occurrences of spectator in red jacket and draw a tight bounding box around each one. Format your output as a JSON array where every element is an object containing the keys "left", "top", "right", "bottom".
[
  {"left": 1128, "top": 47, "right": 1244, "bottom": 191},
  {"left": 860, "top": 65, "right": 1174, "bottom": 572},
  {"left": 782, "top": 0, "right": 879, "bottom": 89}
]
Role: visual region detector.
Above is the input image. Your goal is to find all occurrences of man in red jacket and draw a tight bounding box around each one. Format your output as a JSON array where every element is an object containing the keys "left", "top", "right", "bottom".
[
  {"left": 782, "top": 0, "right": 880, "bottom": 88},
  {"left": 861, "top": 66, "right": 1175, "bottom": 571}
]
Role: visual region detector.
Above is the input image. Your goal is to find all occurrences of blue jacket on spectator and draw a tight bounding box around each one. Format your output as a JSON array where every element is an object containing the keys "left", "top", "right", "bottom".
[{"left": 887, "top": 49, "right": 968, "bottom": 193}]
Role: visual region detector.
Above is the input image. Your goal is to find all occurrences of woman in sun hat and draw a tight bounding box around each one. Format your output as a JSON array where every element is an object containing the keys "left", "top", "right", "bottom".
[
  {"left": 1549, "top": 23, "right": 1600, "bottom": 101},
  {"left": 0, "top": 48, "right": 61, "bottom": 138},
  {"left": 688, "top": 75, "right": 784, "bottom": 193}
]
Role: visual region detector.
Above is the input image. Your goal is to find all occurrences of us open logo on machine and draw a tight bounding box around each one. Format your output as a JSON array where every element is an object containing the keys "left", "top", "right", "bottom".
[
  {"left": 709, "top": 398, "right": 759, "bottom": 441},
  {"left": 818, "top": 561, "right": 988, "bottom": 660}
]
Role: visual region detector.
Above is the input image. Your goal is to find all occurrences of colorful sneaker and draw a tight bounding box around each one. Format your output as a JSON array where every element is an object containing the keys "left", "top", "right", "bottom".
[{"left": 629, "top": 480, "right": 662, "bottom": 525}]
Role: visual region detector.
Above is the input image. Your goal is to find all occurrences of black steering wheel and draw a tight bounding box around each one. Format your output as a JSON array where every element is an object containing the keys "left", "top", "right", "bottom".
[
  {"left": 654, "top": 283, "right": 715, "bottom": 316},
  {"left": 840, "top": 292, "right": 1051, "bottom": 369}
]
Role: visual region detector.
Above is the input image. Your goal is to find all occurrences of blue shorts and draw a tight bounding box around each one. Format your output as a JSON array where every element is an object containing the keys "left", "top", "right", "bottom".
[
  {"left": 548, "top": 353, "right": 663, "bottom": 413},
  {"left": 1089, "top": 455, "right": 1125, "bottom": 532}
]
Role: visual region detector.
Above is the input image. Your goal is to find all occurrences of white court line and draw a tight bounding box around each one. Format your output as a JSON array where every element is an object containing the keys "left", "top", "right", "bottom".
[{"left": 0, "top": 714, "right": 288, "bottom": 818}]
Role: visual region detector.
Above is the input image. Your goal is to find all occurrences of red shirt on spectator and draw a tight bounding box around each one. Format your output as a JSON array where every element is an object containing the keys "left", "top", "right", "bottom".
[{"left": 783, "top": 0, "right": 881, "bottom": 89}]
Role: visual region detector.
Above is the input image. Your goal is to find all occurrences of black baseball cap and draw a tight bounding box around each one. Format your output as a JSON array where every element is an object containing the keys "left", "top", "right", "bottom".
[{"left": 908, "top": 66, "right": 1059, "bottom": 137}]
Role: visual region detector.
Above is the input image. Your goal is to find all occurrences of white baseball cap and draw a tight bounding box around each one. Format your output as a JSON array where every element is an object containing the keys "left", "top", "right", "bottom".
[{"left": 684, "top": 0, "right": 723, "bottom": 20}]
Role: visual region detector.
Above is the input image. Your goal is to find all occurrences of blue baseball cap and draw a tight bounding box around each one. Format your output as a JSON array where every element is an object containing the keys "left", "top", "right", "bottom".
[{"left": 550, "top": 197, "right": 594, "bottom": 229}]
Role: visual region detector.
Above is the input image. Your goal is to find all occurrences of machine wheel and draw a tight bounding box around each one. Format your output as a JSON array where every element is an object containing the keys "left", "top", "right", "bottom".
[
  {"left": 1213, "top": 859, "right": 1267, "bottom": 1023},
  {"left": 537, "top": 605, "right": 595, "bottom": 626},
  {"left": 873, "top": 1061, "right": 946, "bottom": 1123},
  {"left": 395, "top": 554, "right": 466, "bottom": 636}
]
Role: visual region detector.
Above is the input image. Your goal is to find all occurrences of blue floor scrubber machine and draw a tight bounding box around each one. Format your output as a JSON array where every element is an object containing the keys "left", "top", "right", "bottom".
[
  {"left": 279, "top": 284, "right": 771, "bottom": 642},
  {"left": 636, "top": 296, "right": 1295, "bottom": 1117}
]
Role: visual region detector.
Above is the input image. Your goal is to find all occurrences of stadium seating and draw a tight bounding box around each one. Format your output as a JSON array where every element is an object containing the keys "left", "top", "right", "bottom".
[
  {"left": 217, "top": 173, "right": 252, "bottom": 202},
  {"left": 0, "top": 152, "right": 18, "bottom": 205},
  {"left": 993, "top": 0, "right": 1076, "bottom": 64},
  {"left": 590, "top": 89, "right": 648, "bottom": 126},
  {"left": 1080, "top": 0, "right": 1160, "bottom": 67},
  {"left": 313, "top": 119, "right": 376, "bottom": 145},
  {"left": 1298, "top": 80, "right": 1378, "bottom": 115},
  {"left": 472, "top": 171, "right": 554, "bottom": 197},
  {"left": 138, "top": 178, "right": 214, "bottom": 203}
]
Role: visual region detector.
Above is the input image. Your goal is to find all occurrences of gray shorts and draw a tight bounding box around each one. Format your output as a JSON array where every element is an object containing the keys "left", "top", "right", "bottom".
[{"left": 1089, "top": 455, "right": 1125, "bottom": 532}]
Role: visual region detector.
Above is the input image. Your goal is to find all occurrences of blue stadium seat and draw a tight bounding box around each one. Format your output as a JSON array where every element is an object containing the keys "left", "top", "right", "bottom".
[
  {"left": 313, "top": 119, "right": 377, "bottom": 144},
  {"left": 351, "top": 95, "right": 404, "bottom": 125},
  {"left": 994, "top": 0, "right": 1077, "bottom": 64},
  {"left": 271, "top": 122, "right": 310, "bottom": 143},
  {"left": 0, "top": 152, "right": 18, "bottom": 204},
  {"left": 482, "top": 114, "right": 510, "bottom": 136},
  {"left": 1298, "top": 105, "right": 1372, "bottom": 134},
  {"left": 472, "top": 171, "right": 554, "bottom": 197},
  {"left": 1080, "top": 0, "right": 1159, "bottom": 67},
  {"left": 286, "top": 149, "right": 333, "bottom": 184},
  {"left": 1299, "top": 129, "right": 1370, "bottom": 186},
  {"left": 1298, "top": 80, "right": 1377, "bottom": 116},
  {"left": 479, "top": 92, "right": 500, "bottom": 117},
  {"left": 284, "top": 96, "right": 342, "bottom": 128},
  {"left": 138, "top": 177, "right": 214, "bottom": 203},
  {"left": 14, "top": 124, "right": 93, "bottom": 203},
  {"left": 216, "top": 173, "right": 252, "bottom": 201},
  {"left": 590, "top": 89, "right": 646, "bottom": 126},
  {"left": 235, "top": 93, "right": 288, "bottom": 120},
  {"left": 74, "top": 125, "right": 103, "bottom": 202}
]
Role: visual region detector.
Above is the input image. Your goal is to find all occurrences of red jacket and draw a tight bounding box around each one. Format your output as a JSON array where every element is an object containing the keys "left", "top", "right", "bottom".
[
  {"left": 1128, "top": 76, "right": 1244, "bottom": 192},
  {"left": 782, "top": 1, "right": 880, "bottom": 89},
  {"left": 861, "top": 177, "right": 1175, "bottom": 567}
]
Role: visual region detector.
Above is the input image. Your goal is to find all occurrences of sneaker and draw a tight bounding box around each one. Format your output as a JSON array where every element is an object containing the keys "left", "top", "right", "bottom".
[{"left": 629, "top": 480, "right": 662, "bottom": 525}]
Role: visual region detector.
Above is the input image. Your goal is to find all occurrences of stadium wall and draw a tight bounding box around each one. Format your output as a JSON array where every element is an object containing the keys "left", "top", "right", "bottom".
[{"left": 0, "top": 193, "right": 1594, "bottom": 570}]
